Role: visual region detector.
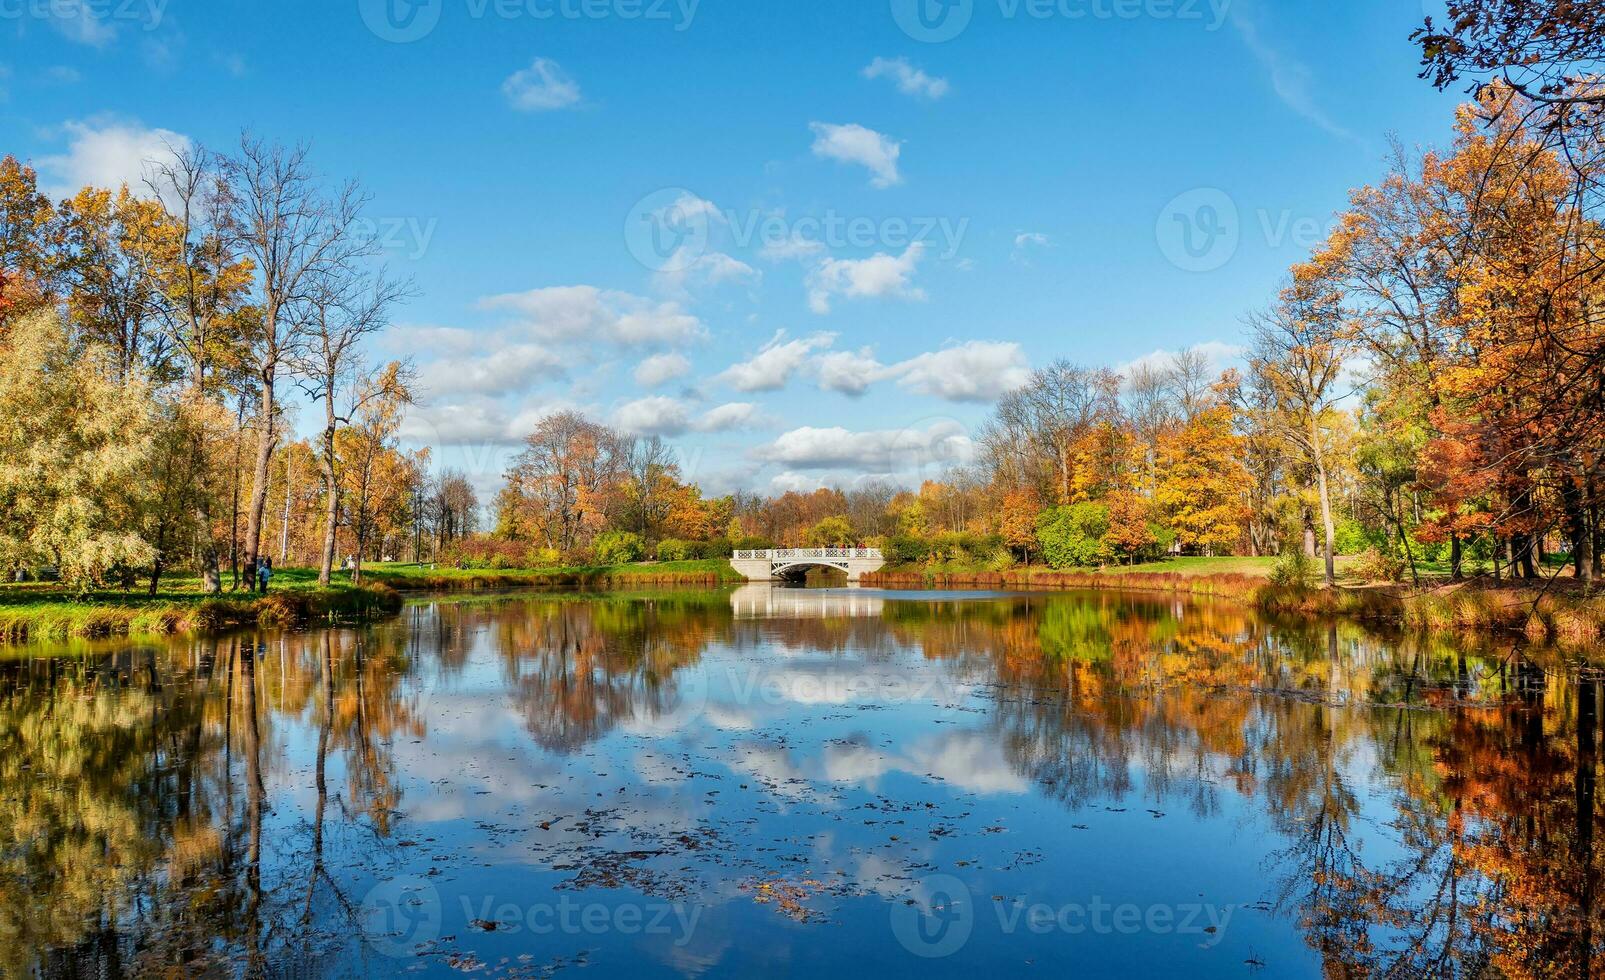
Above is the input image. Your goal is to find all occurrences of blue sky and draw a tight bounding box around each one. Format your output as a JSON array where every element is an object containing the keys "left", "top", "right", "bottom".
[{"left": 2, "top": 0, "right": 1463, "bottom": 499}]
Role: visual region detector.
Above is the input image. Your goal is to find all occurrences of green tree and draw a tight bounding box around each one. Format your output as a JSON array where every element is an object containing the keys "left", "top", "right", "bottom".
[
  {"left": 1035, "top": 502, "right": 1111, "bottom": 568},
  {"left": 0, "top": 310, "right": 158, "bottom": 586}
]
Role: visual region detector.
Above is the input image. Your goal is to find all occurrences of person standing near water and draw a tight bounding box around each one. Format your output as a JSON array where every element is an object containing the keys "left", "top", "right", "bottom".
[{"left": 258, "top": 556, "right": 272, "bottom": 593}]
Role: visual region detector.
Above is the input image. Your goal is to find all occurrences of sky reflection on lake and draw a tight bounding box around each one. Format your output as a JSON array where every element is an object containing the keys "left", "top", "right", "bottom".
[{"left": 1, "top": 585, "right": 1598, "bottom": 977}]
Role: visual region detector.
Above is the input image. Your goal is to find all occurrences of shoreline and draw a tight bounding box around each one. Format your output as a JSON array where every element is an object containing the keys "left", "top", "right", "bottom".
[
  {"left": 6, "top": 558, "right": 1602, "bottom": 649},
  {"left": 861, "top": 566, "right": 1605, "bottom": 647}
]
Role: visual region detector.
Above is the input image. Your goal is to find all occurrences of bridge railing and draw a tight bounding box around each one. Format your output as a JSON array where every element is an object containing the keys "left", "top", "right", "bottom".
[{"left": 733, "top": 548, "right": 884, "bottom": 561}]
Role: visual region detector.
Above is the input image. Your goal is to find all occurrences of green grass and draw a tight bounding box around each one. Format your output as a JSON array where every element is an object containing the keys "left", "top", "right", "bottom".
[
  {"left": 0, "top": 567, "right": 402, "bottom": 644},
  {"left": 0, "top": 558, "right": 754, "bottom": 645}
]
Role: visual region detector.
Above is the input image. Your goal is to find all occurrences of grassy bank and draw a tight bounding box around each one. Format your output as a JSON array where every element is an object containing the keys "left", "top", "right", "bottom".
[
  {"left": 0, "top": 567, "right": 403, "bottom": 644},
  {"left": 0, "top": 559, "right": 744, "bottom": 645},
  {"left": 862, "top": 556, "right": 1605, "bottom": 647}
]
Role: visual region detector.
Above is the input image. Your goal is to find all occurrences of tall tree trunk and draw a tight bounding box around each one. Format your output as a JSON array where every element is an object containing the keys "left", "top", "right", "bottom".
[
  {"left": 1450, "top": 534, "right": 1463, "bottom": 582},
  {"left": 1312, "top": 431, "right": 1336, "bottom": 587},
  {"left": 243, "top": 370, "right": 278, "bottom": 585},
  {"left": 318, "top": 420, "right": 339, "bottom": 586},
  {"left": 279, "top": 458, "right": 294, "bottom": 563}
]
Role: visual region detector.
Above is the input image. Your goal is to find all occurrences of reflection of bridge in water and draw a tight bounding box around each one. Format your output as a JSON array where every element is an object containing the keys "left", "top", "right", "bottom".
[
  {"left": 730, "top": 548, "right": 886, "bottom": 583},
  {"left": 729, "top": 583, "right": 886, "bottom": 619}
]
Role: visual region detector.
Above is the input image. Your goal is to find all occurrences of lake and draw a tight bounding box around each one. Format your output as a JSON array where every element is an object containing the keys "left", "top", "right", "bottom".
[{"left": 1, "top": 584, "right": 1598, "bottom": 977}]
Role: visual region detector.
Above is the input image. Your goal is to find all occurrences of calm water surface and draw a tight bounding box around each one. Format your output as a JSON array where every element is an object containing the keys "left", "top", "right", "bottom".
[{"left": 2, "top": 585, "right": 1600, "bottom": 977}]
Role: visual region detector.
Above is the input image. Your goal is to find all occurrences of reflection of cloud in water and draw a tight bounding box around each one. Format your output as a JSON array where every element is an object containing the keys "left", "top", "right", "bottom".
[
  {"left": 732, "top": 730, "right": 1027, "bottom": 801},
  {"left": 820, "top": 731, "right": 1029, "bottom": 794}
]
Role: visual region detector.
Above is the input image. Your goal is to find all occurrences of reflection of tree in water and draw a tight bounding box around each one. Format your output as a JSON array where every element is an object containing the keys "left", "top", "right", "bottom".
[
  {"left": 490, "top": 593, "right": 729, "bottom": 751},
  {"left": 0, "top": 626, "right": 425, "bottom": 976},
  {"left": 907, "top": 592, "right": 1603, "bottom": 976}
]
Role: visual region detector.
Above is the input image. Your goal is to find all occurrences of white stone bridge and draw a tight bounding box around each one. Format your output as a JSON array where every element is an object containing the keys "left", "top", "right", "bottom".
[{"left": 730, "top": 548, "right": 886, "bottom": 582}]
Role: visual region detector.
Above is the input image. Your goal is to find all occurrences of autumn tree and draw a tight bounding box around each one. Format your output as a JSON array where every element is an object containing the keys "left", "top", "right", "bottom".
[
  {"left": 1155, "top": 397, "right": 1250, "bottom": 556},
  {"left": 0, "top": 310, "right": 158, "bottom": 586},
  {"left": 230, "top": 136, "right": 372, "bottom": 587},
  {"left": 1248, "top": 275, "right": 1354, "bottom": 586}
]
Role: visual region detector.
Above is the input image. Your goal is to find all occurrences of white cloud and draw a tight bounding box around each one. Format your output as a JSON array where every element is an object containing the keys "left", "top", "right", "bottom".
[
  {"left": 895, "top": 341, "right": 1032, "bottom": 402},
  {"left": 770, "top": 471, "right": 829, "bottom": 494},
  {"left": 612, "top": 397, "right": 762, "bottom": 437},
  {"left": 815, "top": 348, "right": 890, "bottom": 397},
  {"left": 39, "top": 119, "right": 189, "bottom": 198},
  {"left": 810, "top": 339, "right": 1029, "bottom": 401},
  {"left": 502, "top": 57, "right": 582, "bottom": 112},
  {"left": 480, "top": 285, "right": 706, "bottom": 349},
  {"left": 717, "top": 331, "right": 834, "bottom": 392},
  {"left": 45, "top": 65, "right": 82, "bottom": 84},
  {"left": 400, "top": 400, "right": 518, "bottom": 446},
  {"left": 654, "top": 248, "right": 758, "bottom": 295},
  {"left": 1117, "top": 340, "right": 1246, "bottom": 379},
  {"left": 862, "top": 57, "right": 950, "bottom": 100},
  {"left": 418, "top": 343, "right": 565, "bottom": 397},
  {"left": 807, "top": 242, "right": 926, "bottom": 314},
  {"left": 633, "top": 352, "right": 692, "bottom": 387},
  {"left": 755, "top": 420, "right": 973, "bottom": 471},
  {"left": 696, "top": 402, "right": 761, "bottom": 432},
  {"left": 613, "top": 396, "right": 693, "bottom": 436},
  {"left": 809, "top": 122, "right": 902, "bottom": 189}
]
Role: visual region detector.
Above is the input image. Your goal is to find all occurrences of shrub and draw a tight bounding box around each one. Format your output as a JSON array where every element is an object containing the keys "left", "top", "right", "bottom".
[
  {"left": 1269, "top": 548, "right": 1315, "bottom": 589},
  {"left": 1352, "top": 546, "right": 1405, "bottom": 583},
  {"left": 593, "top": 531, "right": 645, "bottom": 566},
  {"left": 885, "top": 534, "right": 933, "bottom": 565},
  {"left": 984, "top": 547, "right": 1017, "bottom": 572},
  {"left": 657, "top": 538, "right": 693, "bottom": 561},
  {"left": 1035, "top": 503, "right": 1111, "bottom": 568}
]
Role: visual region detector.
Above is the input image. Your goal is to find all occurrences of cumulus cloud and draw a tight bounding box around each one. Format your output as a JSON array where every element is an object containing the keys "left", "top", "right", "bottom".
[
  {"left": 807, "top": 242, "right": 926, "bottom": 314},
  {"left": 480, "top": 285, "right": 706, "bottom": 349},
  {"left": 755, "top": 420, "right": 972, "bottom": 471},
  {"left": 654, "top": 248, "right": 758, "bottom": 296},
  {"left": 502, "top": 57, "right": 582, "bottom": 112},
  {"left": 400, "top": 400, "right": 520, "bottom": 446},
  {"left": 717, "top": 331, "right": 834, "bottom": 392},
  {"left": 696, "top": 401, "right": 761, "bottom": 432},
  {"left": 815, "top": 348, "right": 890, "bottom": 397},
  {"left": 862, "top": 57, "right": 950, "bottom": 100},
  {"left": 633, "top": 352, "right": 692, "bottom": 387},
  {"left": 418, "top": 343, "right": 565, "bottom": 397},
  {"left": 613, "top": 395, "right": 693, "bottom": 436},
  {"left": 895, "top": 341, "right": 1032, "bottom": 401},
  {"left": 39, "top": 119, "right": 189, "bottom": 198},
  {"left": 612, "top": 397, "right": 764, "bottom": 437},
  {"left": 809, "top": 122, "right": 902, "bottom": 188}
]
